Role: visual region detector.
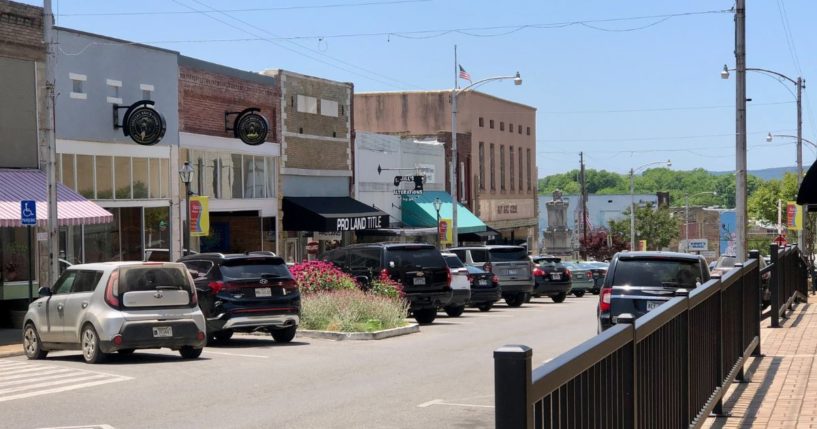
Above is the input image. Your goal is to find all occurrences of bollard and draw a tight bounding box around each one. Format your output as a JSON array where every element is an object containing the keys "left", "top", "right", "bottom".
[{"left": 494, "top": 345, "right": 532, "bottom": 429}]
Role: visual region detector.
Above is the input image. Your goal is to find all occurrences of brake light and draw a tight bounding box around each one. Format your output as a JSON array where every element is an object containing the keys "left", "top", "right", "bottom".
[
  {"left": 112, "top": 335, "right": 123, "bottom": 346},
  {"left": 483, "top": 263, "right": 492, "bottom": 273},
  {"left": 599, "top": 287, "right": 612, "bottom": 313},
  {"left": 208, "top": 281, "right": 224, "bottom": 295},
  {"left": 280, "top": 279, "right": 299, "bottom": 290},
  {"left": 380, "top": 268, "right": 390, "bottom": 280},
  {"left": 492, "top": 274, "right": 499, "bottom": 284},
  {"left": 564, "top": 269, "right": 572, "bottom": 280},
  {"left": 532, "top": 267, "right": 545, "bottom": 277},
  {"left": 104, "top": 270, "right": 120, "bottom": 308}
]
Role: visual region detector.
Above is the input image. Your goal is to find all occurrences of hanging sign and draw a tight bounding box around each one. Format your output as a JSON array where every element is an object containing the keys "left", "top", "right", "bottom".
[
  {"left": 226, "top": 108, "right": 269, "bottom": 146},
  {"left": 439, "top": 218, "right": 453, "bottom": 245},
  {"left": 114, "top": 100, "right": 166, "bottom": 146},
  {"left": 190, "top": 196, "right": 210, "bottom": 237},
  {"left": 393, "top": 175, "right": 424, "bottom": 195}
]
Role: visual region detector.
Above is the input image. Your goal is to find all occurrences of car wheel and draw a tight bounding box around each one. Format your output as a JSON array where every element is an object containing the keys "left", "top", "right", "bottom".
[
  {"left": 413, "top": 308, "right": 437, "bottom": 324},
  {"left": 23, "top": 323, "right": 47, "bottom": 360},
  {"left": 444, "top": 305, "right": 465, "bottom": 317},
  {"left": 211, "top": 330, "right": 234, "bottom": 343},
  {"left": 551, "top": 293, "right": 567, "bottom": 303},
  {"left": 524, "top": 293, "right": 532, "bottom": 303},
  {"left": 477, "top": 303, "right": 493, "bottom": 312},
  {"left": 81, "top": 324, "right": 107, "bottom": 364},
  {"left": 271, "top": 326, "right": 297, "bottom": 343},
  {"left": 573, "top": 290, "right": 586, "bottom": 298},
  {"left": 117, "top": 349, "right": 135, "bottom": 355},
  {"left": 179, "top": 346, "right": 203, "bottom": 359},
  {"left": 505, "top": 295, "right": 524, "bottom": 308}
]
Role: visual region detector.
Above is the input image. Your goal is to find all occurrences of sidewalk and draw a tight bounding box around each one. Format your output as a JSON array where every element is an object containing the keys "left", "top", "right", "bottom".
[
  {"left": 0, "top": 328, "right": 22, "bottom": 358},
  {"left": 707, "top": 295, "right": 817, "bottom": 429}
]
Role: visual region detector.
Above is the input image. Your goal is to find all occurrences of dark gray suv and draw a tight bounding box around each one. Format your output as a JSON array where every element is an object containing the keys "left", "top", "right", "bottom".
[{"left": 597, "top": 251, "right": 710, "bottom": 332}]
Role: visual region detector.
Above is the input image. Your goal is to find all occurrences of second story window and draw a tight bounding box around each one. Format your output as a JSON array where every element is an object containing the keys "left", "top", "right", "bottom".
[
  {"left": 320, "top": 99, "right": 338, "bottom": 117},
  {"left": 518, "top": 124, "right": 522, "bottom": 134},
  {"left": 297, "top": 95, "right": 318, "bottom": 114},
  {"left": 509, "top": 146, "right": 515, "bottom": 191},
  {"left": 527, "top": 126, "right": 531, "bottom": 136},
  {"left": 478, "top": 142, "right": 485, "bottom": 190},
  {"left": 500, "top": 145, "right": 506, "bottom": 191},
  {"left": 509, "top": 123, "right": 513, "bottom": 134},
  {"left": 69, "top": 73, "right": 86, "bottom": 100},
  {"left": 478, "top": 117, "right": 484, "bottom": 127},
  {"left": 140, "top": 83, "right": 154, "bottom": 100},
  {"left": 500, "top": 122, "right": 505, "bottom": 131},
  {"left": 106, "top": 79, "right": 122, "bottom": 104},
  {"left": 490, "top": 143, "right": 496, "bottom": 190},
  {"left": 489, "top": 119, "right": 494, "bottom": 129}
]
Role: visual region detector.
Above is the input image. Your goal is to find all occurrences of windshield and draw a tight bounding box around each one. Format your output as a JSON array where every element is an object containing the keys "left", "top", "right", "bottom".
[
  {"left": 611, "top": 258, "right": 702, "bottom": 288},
  {"left": 488, "top": 248, "right": 528, "bottom": 262},
  {"left": 220, "top": 259, "right": 292, "bottom": 280},
  {"left": 715, "top": 256, "right": 737, "bottom": 269},
  {"left": 443, "top": 255, "right": 465, "bottom": 269},
  {"left": 387, "top": 247, "right": 445, "bottom": 269}
]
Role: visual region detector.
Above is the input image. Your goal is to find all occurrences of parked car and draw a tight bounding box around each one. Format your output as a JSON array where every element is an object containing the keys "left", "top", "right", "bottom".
[
  {"left": 562, "top": 262, "right": 594, "bottom": 297},
  {"left": 179, "top": 253, "right": 301, "bottom": 343},
  {"left": 463, "top": 265, "right": 501, "bottom": 311},
  {"left": 22, "top": 262, "right": 206, "bottom": 363},
  {"left": 144, "top": 248, "right": 197, "bottom": 262},
  {"left": 581, "top": 261, "right": 609, "bottom": 294},
  {"left": 710, "top": 254, "right": 771, "bottom": 307},
  {"left": 598, "top": 251, "right": 711, "bottom": 332},
  {"left": 324, "top": 243, "right": 452, "bottom": 324},
  {"left": 440, "top": 253, "right": 472, "bottom": 317},
  {"left": 449, "top": 245, "right": 533, "bottom": 307},
  {"left": 530, "top": 256, "right": 572, "bottom": 303}
]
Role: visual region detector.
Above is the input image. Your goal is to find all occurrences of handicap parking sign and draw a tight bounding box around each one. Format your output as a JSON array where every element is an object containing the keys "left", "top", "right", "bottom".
[{"left": 20, "top": 200, "right": 36, "bottom": 225}]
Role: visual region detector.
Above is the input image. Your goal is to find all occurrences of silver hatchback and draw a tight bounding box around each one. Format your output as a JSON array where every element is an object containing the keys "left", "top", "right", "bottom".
[{"left": 22, "top": 262, "right": 206, "bottom": 363}]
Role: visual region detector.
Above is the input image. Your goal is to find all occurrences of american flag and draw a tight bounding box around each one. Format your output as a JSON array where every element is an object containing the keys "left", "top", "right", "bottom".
[{"left": 458, "top": 65, "right": 472, "bottom": 82}]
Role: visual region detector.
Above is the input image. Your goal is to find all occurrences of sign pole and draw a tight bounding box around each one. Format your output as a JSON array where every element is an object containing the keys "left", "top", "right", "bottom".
[{"left": 27, "top": 226, "right": 33, "bottom": 303}]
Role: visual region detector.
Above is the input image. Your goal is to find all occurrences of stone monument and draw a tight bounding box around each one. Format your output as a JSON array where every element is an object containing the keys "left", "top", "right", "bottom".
[{"left": 542, "top": 189, "right": 573, "bottom": 256}]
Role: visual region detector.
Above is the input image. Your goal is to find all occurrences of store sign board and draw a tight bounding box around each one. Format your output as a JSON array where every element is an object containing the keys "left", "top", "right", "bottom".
[{"left": 334, "top": 215, "right": 388, "bottom": 231}]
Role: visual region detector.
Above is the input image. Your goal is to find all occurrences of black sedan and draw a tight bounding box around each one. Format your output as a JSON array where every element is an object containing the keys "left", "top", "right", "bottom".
[{"left": 465, "top": 265, "right": 501, "bottom": 312}]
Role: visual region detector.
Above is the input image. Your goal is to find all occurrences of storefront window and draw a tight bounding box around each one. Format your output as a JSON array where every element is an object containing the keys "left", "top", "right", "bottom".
[
  {"left": 149, "top": 158, "right": 161, "bottom": 199},
  {"left": 115, "top": 156, "right": 131, "bottom": 199},
  {"left": 84, "top": 208, "right": 120, "bottom": 262},
  {"left": 133, "top": 157, "right": 149, "bottom": 198},
  {"left": 1, "top": 228, "right": 34, "bottom": 283},
  {"left": 219, "top": 153, "right": 235, "bottom": 199},
  {"left": 61, "top": 154, "right": 76, "bottom": 190},
  {"left": 76, "top": 155, "right": 94, "bottom": 198},
  {"left": 119, "top": 207, "right": 143, "bottom": 261},
  {"left": 96, "top": 156, "right": 113, "bottom": 199},
  {"left": 59, "top": 225, "right": 83, "bottom": 265},
  {"left": 159, "top": 158, "right": 169, "bottom": 199},
  {"left": 267, "top": 157, "right": 276, "bottom": 197},
  {"left": 144, "top": 207, "right": 170, "bottom": 250},
  {"left": 232, "top": 154, "right": 243, "bottom": 198}
]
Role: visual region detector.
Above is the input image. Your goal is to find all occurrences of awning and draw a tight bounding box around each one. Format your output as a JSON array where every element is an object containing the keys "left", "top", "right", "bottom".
[
  {"left": 798, "top": 161, "right": 817, "bottom": 205},
  {"left": 283, "top": 197, "right": 389, "bottom": 232},
  {"left": 0, "top": 169, "right": 113, "bottom": 227},
  {"left": 401, "top": 191, "right": 487, "bottom": 234}
]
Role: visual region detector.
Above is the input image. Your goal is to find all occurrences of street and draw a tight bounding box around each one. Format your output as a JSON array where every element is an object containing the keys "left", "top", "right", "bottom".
[{"left": 0, "top": 296, "right": 598, "bottom": 429}]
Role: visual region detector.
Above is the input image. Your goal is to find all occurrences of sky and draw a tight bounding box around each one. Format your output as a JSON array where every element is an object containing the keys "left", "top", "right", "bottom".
[{"left": 21, "top": 0, "right": 817, "bottom": 178}]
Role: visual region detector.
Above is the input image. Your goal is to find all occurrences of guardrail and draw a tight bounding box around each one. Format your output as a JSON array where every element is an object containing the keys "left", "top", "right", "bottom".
[
  {"left": 769, "top": 244, "right": 809, "bottom": 327},
  {"left": 494, "top": 257, "right": 763, "bottom": 429}
]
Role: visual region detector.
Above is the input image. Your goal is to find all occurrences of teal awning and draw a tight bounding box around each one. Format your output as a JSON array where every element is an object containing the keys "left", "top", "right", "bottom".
[{"left": 401, "top": 191, "right": 486, "bottom": 234}]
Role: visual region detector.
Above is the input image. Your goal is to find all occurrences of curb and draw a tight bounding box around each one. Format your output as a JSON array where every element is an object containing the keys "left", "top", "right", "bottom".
[
  {"left": 239, "top": 323, "right": 420, "bottom": 341},
  {"left": 0, "top": 346, "right": 24, "bottom": 359}
]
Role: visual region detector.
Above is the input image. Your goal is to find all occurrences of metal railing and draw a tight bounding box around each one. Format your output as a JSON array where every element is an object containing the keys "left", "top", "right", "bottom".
[
  {"left": 769, "top": 244, "right": 809, "bottom": 327},
  {"left": 494, "top": 257, "right": 765, "bottom": 429}
]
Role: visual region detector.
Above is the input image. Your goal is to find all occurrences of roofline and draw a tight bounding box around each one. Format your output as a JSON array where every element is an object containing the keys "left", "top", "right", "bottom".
[
  {"left": 54, "top": 26, "right": 179, "bottom": 55},
  {"left": 355, "top": 89, "right": 536, "bottom": 111},
  {"left": 179, "top": 55, "right": 276, "bottom": 87},
  {"left": 262, "top": 68, "right": 353, "bottom": 87}
]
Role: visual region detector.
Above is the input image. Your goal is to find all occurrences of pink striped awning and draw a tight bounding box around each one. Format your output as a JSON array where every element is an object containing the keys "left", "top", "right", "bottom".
[{"left": 0, "top": 169, "right": 113, "bottom": 228}]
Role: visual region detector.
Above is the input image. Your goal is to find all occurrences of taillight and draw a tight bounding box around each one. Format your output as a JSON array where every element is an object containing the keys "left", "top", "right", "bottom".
[
  {"left": 112, "top": 335, "right": 123, "bottom": 346},
  {"left": 208, "top": 281, "right": 224, "bottom": 295},
  {"left": 446, "top": 268, "right": 452, "bottom": 288},
  {"left": 482, "top": 263, "right": 492, "bottom": 273},
  {"left": 599, "top": 287, "right": 612, "bottom": 313},
  {"left": 380, "top": 268, "right": 390, "bottom": 280},
  {"left": 466, "top": 274, "right": 474, "bottom": 282},
  {"left": 196, "top": 331, "right": 206, "bottom": 341},
  {"left": 104, "top": 269, "right": 120, "bottom": 308},
  {"left": 532, "top": 267, "right": 545, "bottom": 277},
  {"left": 280, "top": 279, "right": 299, "bottom": 290},
  {"left": 564, "top": 269, "right": 572, "bottom": 280},
  {"left": 492, "top": 274, "right": 499, "bottom": 284}
]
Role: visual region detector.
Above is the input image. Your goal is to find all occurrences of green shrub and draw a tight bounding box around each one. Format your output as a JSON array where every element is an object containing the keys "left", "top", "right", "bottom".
[{"left": 301, "top": 289, "right": 409, "bottom": 332}]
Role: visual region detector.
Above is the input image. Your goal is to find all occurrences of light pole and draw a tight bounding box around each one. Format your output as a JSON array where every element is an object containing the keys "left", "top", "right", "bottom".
[
  {"left": 685, "top": 191, "right": 717, "bottom": 253},
  {"left": 629, "top": 160, "right": 671, "bottom": 251},
  {"left": 450, "top": 47, "right": 522, "bottom": 247},
  {"left": 178, "top": 161, "right": 194, "bottom": 255},
  {"left": 433, "top": 197, "right": 442, "bottom": 249},
  {"left": 722, "top": 64, "right": 804, "bottom": 254}
]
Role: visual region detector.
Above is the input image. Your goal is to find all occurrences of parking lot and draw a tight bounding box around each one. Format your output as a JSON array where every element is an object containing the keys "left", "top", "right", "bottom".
[{"left": 1, "top": 296, "right": 598, "bottom": 429}]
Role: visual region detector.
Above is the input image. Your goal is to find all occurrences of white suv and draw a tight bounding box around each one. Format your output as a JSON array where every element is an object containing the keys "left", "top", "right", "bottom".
[{"left": 22, "top": 262, "right": 206, "bottom": 364}]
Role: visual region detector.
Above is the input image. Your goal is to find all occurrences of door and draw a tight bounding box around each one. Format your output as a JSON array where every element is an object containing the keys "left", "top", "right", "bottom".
[
  {"left": 41, "top": 271, "right": 77, "bottom": 343},
  {"left": 62, "top": 270, "right": 103, "bottom": 344}
]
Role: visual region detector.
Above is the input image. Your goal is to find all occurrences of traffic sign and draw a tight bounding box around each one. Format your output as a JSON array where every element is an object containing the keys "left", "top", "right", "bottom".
[{"left": 20, "top": 200, "right": 36, "bottom": 226}]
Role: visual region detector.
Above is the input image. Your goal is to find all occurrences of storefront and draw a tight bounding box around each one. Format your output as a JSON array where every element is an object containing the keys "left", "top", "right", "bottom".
[{"left": 401, "top": 191, "right": 488, "bottom": 246}]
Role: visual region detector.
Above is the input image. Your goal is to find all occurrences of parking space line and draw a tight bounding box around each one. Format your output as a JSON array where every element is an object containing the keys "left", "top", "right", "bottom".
[
  {"left": 202, "top": 350, "right": 268, "bottom": 359},
  {"left": 0, "top": 377, "right": 130, "bottom": 403},
  {"left": 417, "top": 399, "right": 494, "bottom": 409},
  {"left": 0, "top": 373, "right": 110, "bottom": 395},
  {"left": 417, "top": 399, "right": 443, "bottom": 408}
]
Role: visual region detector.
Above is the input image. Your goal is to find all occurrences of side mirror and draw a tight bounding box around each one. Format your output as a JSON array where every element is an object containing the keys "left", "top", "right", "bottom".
[
  {"left": 388, "top": 261, "right": 395, "bottom": 268},
  {"left": 37, "top": 287, "right": 52, "bottom": 298}
]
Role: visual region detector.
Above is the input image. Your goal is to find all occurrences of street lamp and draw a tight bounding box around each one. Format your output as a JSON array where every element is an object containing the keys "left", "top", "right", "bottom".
[
  {"left": 766, "top": 132, "right": 817, "bottom": 149},
  {"left": 685, "top": 191, "right": 717, "bottom": 253},
  {"left": 433, "top": 197, "right": 442, "bottom": 248},
  {"left": 629, "top": 160, "right": 671, "bottom": 251},
  {"left": 178, "top": 161, "right": 194, "bottom": 256},
  {"left": 450, "top": 55, "right": 522, "bottom": 247}
]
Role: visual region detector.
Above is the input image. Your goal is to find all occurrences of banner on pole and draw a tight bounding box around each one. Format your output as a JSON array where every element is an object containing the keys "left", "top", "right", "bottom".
[
  {"left": 190, "top": 196, "right": 210, "bottom": 237},
  {"left": 786, "top": 201, "right": 803, "bottom": 231},
  {"left": 439, "top": 218, "right": 453, "bottom": 245}
]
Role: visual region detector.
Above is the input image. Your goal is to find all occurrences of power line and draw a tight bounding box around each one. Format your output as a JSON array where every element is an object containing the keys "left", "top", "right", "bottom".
[
  {"left": 538, "top": 100, "right": 793, "bottom": 115},
  {"left": 57, "top": 0, "right": 433, "bottom": 16}
]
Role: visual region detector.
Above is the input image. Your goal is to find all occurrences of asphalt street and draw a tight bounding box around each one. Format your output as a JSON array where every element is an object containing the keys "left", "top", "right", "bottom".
[{"left": 0, "top": 295, "right": 599, "bottom": 429}]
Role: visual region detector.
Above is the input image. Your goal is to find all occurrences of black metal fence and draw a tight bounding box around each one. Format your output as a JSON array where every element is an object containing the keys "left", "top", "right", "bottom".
[
  {"left": 494, "top": 251, "right": 788, "bottom": 429},
  {"left": 769, "top": 244, "right": 809, "bottom": 327}
]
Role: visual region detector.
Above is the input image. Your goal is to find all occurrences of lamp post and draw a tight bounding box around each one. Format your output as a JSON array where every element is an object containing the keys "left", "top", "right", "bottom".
[
  {"left": 629, "top": 160, "right": 671, "bottom": 251},
  {"left": 722, "top": 64, "right": 804, "bottom": 254},
  {"left": 433, "top": 197, "right": 442, "bottom": 248},
  {"left": 178, "top": 161, "right": 194, "bottom": 255},
  {"left": 685, "top": 191, "right": 717, "bottom": 253},
  {"left": 450, "top": 47, "right": 522, "bottom": 247}
]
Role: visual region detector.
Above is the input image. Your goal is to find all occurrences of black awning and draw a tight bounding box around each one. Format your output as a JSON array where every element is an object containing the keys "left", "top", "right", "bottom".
[
  {"left": 798, "top": 161, "right": 817, "bottom": 205},
  {"left": 283, "top": 197, "right": 389, "bottom": 232}
]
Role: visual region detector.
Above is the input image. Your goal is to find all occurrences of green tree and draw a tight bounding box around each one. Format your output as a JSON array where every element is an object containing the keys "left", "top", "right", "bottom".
[{"left": 609, "top": 202, "right": 680, "bottom": 250}]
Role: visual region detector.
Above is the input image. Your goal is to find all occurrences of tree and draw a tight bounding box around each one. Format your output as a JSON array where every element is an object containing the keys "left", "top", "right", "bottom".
[
  {"left": 579, "top": 230, "right": 628, "bottom": 261},
  {"left": 609, "top": 202, "right": 680, "bottom": 250}
]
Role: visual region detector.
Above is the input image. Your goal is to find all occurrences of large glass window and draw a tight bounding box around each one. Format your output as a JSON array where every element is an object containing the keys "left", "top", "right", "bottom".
[
  {"left": 519, "top": 148, "right": 524, "bottom": 193},
  {"left": 1, "top": 228, "right": 34, "bottom": 283},
  {"left": 115, "top": 157, "right": 131, "bottom": 199},
  {"left": 478, "top": 142, "right": 485, "bottom": 190},
  {"left": 159, "top": 159, "right": 169, "bottom": 198},
  {"left": 145, "top": 206, "right": 170, "bottom": 251},
  {"left": 244, "top": 155, "right": 266, "bottom": 198},
  {"left": 489, "top": 144, "right": 495, "bottom": 191},
  {"left": 133, "top": 157, "right": 149, "bottom": 198},
  {"left": 232, "top": 154, "right": 243, "bottom": 198},
  {"left": 500, "top": 145, "right": 506, "bottom": 191},
  {"left": 61, "top": 154, "right": 75, "bottom": 190},
  {"left": 96, "top": 156, "right": 113, "bottom": 199},
  {"left": 509, "top": 146, "right": 515, "bottom": 191},
  {"left": 76, "top": 155, "right": 94, "bottom": 198},
  {"left": 149, "top": 159, "right": 161, "bottom": 199},
  {"left": 84, "top": 208, "right": 120, "bottom": 262}
]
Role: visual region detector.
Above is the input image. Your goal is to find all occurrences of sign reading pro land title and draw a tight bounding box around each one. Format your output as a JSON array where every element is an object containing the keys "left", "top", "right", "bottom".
[
  {"left": 283, "top": 197, "right": 389, "bottom": 233},
  {"left": 336, "top": 216, "right": 384, "bottom": 231}
]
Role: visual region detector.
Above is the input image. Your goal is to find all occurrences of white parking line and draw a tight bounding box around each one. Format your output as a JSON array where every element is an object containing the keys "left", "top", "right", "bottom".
[
  {"left": 202, "top": 350, "right": 268, "bottom": 359},
  {"left": 0, "top": 362, "right": 131, "bottom": 403},
  {"left": 36, "top": 424, "right": 116, "bottom": 429},
  {"left": 417, "top": 398, "right": 494, "bottom": 409}
]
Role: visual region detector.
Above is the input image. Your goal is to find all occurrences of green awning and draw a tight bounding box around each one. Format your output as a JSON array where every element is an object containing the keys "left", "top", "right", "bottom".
[{"left": 401, "top": 191, "right": 486, "bottom": 234}]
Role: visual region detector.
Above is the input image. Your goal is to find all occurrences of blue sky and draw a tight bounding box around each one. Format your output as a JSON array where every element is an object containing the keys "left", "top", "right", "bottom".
[{"left": 24, "top": 0, "right": 817, "bottom": 178}]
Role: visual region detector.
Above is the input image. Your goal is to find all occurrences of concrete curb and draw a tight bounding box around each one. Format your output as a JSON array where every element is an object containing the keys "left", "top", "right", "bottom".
[
  {"left": 239, "top": 323, "right": 420, "bottom": 341},
  {"left": 0, "top": 345, "right": 24, "bottom": 358}
]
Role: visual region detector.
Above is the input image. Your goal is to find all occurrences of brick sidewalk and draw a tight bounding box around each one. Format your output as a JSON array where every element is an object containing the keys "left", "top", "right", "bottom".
[{"left": 706, "top": 296, "right": 817, "bottom": 429}]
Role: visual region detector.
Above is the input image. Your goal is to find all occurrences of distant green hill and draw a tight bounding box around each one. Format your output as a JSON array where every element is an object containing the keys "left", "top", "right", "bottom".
[{"left": 710, "top": 166, "right": 797, "bottom": 181}]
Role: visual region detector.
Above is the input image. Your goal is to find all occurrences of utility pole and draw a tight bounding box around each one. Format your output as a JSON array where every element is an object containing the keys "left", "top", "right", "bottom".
[
  {"left": 796, "top": 77, "right": 805, "bottom": 252},
  {"left": 450, "top": 45, "right": 459, "bottom": 247},
  {"left": 735, "top": 0, "right": 747, "bottom": 262},
  {"left": 44, "top": 0, "right": 59, "bottom": 285},
  {"left": 579, "top": 152, "right": 587, "bottom": 259}
]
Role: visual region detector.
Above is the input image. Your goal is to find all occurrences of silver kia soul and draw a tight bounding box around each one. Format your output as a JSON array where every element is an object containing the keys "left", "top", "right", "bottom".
[{"left": 22, "top": 262, "right": 206, "bottom": 364}]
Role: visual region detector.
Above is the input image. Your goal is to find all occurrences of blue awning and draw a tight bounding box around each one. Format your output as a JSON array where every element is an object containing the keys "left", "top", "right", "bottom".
[{"left": 401, "top": 191, "right": 486, "bottom": 234}]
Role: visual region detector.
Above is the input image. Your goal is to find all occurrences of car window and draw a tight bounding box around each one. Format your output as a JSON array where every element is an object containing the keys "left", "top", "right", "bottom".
[
  {"left": 119, "top": 266, "right": 192, "bottom": 293},
  {"left": 53, "top": 271, "right": 77, "bottom": 295},
  {"left": 715, "top": 256, "right": 736, "bottom": 269},
  {"left": 349, "top": 248, "right": 380, "bottom": 270},
  {"left": 612, "top": 259, "right": 703, "bottom": 288},
  {"left": 72, "top": 270, "right": 103, "bottom": 293},
  {"left": 488, "top": 248, "right": 528, "bottom": 262},
  {"left": 220, "top": 259, "right": 292, "bottom": 280},
  {"left": 443, "top": 255, "right": 465, "bottom": 269},
  {"left": 469, "top": 249, "right": 489, "bottom": 263},
  {"left": 386, "top": 247, "right": 446, "bottom": 270},
  {"left": 450, "top": 249, "right": 467, "bottom": 262},
  {"left": 326, "top": 250, "right": 348, "bottom": 268},
  {"left": 182, "top": 260, "right": 214, "bottom": 279}
]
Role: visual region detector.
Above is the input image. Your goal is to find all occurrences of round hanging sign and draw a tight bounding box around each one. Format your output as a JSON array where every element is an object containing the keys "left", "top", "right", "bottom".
[
  {"left": 234, "top": 110, "right": 269, "bottom": 146},
  {"left": 124, "top": 103, "right": 166, "bottom": 146}
]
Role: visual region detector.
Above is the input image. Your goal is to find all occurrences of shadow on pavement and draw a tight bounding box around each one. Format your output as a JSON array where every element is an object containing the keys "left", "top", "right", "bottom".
[
  {"left": 707, "top": 355, "right": 781, "bottom": 428},
  {"left": 211, "top": 338, "right": 310, "bottom": 348},
  {"left": 45, "top": 351, "right": 212, "bottom": 365}
]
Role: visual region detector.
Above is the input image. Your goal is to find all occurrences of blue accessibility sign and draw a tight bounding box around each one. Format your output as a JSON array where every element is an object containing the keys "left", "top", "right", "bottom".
[{"left": 20, "top": 200, "right": 36, "bottom": 226}]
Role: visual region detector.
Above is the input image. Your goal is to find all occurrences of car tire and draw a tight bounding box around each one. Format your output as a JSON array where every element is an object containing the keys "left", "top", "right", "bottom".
[
  {"left": 524, "top": 293, "right": 532, "bottom": 303},
  {"left": 444, "top": 305, "right": 465, "bottom": 317},
  {"left": 81, "top": 324, "right": 107, "bottom": 364},
  {"left": 413, "top": 308, "right": 437, "bottom": 324},
  {"left": 211, "top": 330, "right": 234, "bottom": 343},
  {"left": 477, "top": 303, "right": 493, "bottom": 312},
  {"left": 551, "top": 293, "right": 567, "bottom": 303},
  {"left": 271, "top": 326, "right": 297, "bottom": 343},
  {"left": 23, "top": 323, "right": 47, "bottom": 360},
  {"left": 573, "top": 290, "right": 586, "bottom": 298},
  {"left": 179, "top": 346, "right": 203, "bottom": 359},
  {"left": 505, "top": 295, "right": 525, "bottom": 308},
  {"left": 117, "top": 349, "right": 135, "bottom": 355}
]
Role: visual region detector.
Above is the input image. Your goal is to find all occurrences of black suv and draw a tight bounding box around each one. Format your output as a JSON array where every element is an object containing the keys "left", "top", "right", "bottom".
[
  {"left": 530, "top": 256, "right": 572, "bottom": 303},
  {"left": 597, "top": 251, "right": 710, "bottom": 332},
  {"left": 324, "top": 243, "right": 453, "bottom": 325},
  {"left": 178, "top": 253, "right": 301, "bottom": 343}
]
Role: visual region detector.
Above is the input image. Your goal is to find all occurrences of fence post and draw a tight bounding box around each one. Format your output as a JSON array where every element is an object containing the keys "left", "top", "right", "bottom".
[
  {"left": 770, "top": 244, "right": 780, "bottom": 328},
  {"left": 495, "top": 345, "right": 532, "bottom": 429},
  {"left": 749, "top": 250, "right": 762, "bottom": 357}
]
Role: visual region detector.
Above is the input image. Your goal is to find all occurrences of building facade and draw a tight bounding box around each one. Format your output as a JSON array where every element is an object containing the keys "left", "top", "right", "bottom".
[{"left": 354, "top": 90, "right": 538, "bottom": 247}]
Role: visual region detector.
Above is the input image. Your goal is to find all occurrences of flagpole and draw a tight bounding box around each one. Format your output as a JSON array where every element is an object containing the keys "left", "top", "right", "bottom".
[{"left": 450, "top": 45, "right": 459, "bottom": 247}]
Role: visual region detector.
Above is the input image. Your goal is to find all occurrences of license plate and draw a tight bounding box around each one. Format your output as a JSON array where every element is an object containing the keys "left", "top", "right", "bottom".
[
  {"left": 508, "top": 270, "right": 518, "bottom": 276},
  {"left": 646, "top": 301, "right": 662, "bottom": 311},
  {"left": 413, "top": 277, "right": 426, "bottom": 286},
  {"left": 255, "top": 287, "right": 272, "bottom": 297},
  {"left": 152, "top": 326, "right": 172, "bottom": 338},
  {"left": 551, "top": 273, "right": 561, "bottom": 280},
  {"left": 479, "top": 280, "right": 489, "bottom": 286}
]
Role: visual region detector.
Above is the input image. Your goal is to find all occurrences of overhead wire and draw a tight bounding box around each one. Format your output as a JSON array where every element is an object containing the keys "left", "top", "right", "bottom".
[{"left": 57, "top": 0, "right": 432, "bottom": 16}]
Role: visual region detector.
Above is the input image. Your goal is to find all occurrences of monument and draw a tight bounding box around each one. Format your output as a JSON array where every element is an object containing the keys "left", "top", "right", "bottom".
[{"left": 542, "top": 190, "right": 573, "bottom": 256}]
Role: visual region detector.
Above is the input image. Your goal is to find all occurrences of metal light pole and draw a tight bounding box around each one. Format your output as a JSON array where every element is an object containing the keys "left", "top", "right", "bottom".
[
  {"left": 684, "top": 191, "right": 717, "bottom": 253},
  {"left": 450, "top": 46, "right": 522, "bottom": 247},
  {"left": 629, "top": 160, "right": 672, "bottom": 251},
  {"left": 44, "top": 0, "right": 59, "bottom": 284},
  {"left": 178, "top": 162, "right": 194, "bottom": 255},
  {"left": 433, "top": 197, "right": 442, "bottom": 249}
]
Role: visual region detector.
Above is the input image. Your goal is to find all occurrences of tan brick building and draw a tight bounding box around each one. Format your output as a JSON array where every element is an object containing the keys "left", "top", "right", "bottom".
[{"left": 354, "top": 90, "right": 538, "bottom": 246}]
